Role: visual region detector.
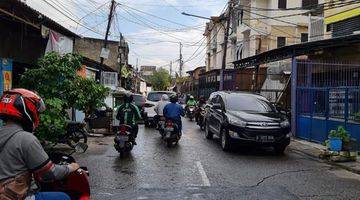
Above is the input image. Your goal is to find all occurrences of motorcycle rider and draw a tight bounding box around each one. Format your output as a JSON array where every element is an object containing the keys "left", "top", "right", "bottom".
[
  {"left": 195, "top": 95, "right": 206, "bottom": 123},
  {"left": 186, "top": 95, "right": 197, "bottom": 107},
  {"left": 154, "top": 94, "right": 169, "bottom": 129},
  {"left": 116, "top": 93, "right": 142, "bottom": 145},
  {"left": 163, "top": 95, "right": 185, "bottom": 135},
  {"left": 0, "top": 89, "right": 79, "bottom": 200},
  {"left": 185, "top": 95, "right": 197, "bottom": 117}
]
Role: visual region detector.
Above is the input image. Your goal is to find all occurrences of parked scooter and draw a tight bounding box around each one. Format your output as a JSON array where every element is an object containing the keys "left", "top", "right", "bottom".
[
  {"left": 114, "top": 124, "right": 134, "bottom": 157},
  {"left": 40, "top": 143, "right": 90, "bottom": 200},
  {"left": 196, "top": 106, "right": 206, "bottom": 130},
  {"left": 186, "top": 106, "right": 196, "bottom": 121},
  {"left": 161, "top": 119, "right": 181, "bottom": 147}
]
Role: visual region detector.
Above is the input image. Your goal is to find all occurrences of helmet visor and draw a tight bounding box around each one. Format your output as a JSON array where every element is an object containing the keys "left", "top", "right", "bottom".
[{"left": 37, "top": 98, "right": 46, "bottom": 113}]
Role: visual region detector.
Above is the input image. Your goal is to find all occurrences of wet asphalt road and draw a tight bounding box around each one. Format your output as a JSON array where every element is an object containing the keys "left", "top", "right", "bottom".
[{"left": 75, "top": 119, "right": 360, "bottom": 200}]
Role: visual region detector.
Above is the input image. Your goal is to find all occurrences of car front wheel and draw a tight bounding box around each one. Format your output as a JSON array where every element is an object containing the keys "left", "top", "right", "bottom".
[
  {"left": 274, "top": 144, "right": 287, "bottom": 154},
  {"left": 221, "top": 129, "right": 232, "bottom": 152}
]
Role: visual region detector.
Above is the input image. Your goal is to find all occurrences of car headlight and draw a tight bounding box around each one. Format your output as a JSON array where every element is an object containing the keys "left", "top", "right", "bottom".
[
  {"left": 228, "top": 116, "right": 247, "bottom": 127},
  {"left": 280, "top": 120, "right": 290, "bottom": 128},
  {"left": 228, "top": 130, "right": 240, "bottom": 138}
]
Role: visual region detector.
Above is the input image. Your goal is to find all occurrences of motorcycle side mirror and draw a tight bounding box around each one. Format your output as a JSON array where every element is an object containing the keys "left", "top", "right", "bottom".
[{"left": 75, "top": 143, "right": 88, "bottom": 153}]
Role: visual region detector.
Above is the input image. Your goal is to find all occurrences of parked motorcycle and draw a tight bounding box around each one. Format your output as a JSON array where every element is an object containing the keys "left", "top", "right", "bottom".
[
  {"left": 56, "top": 121, "right": 88, "bottom": 148},
  {"left": 196, "top": 107, "right": 206, "bottom": 130},
  {"left": 40, "top": 143, "right": 90, "bottom": 200},
  {"left": 114, "top": 124, "right": 134, "bottom": 157},
  {"left": 161, "top": 119, "right": 181, "bottom": 147},
  {"left": 186, "top": 106, "right": 196, "bottom": 121}
]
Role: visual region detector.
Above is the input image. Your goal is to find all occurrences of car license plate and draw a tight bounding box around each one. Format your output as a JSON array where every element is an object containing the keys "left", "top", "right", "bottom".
[
  {"left": 256, "top": 135, "right": 274, "bottom": 142},
  {"left": 118, "top": 135, "right": 129, "bottom": 141}
]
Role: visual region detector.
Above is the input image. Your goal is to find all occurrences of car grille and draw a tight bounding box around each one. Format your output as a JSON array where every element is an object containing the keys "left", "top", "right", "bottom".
[
  {"left": 229, "top": 124, "right": 287, "bottom": 141},
  {"left": 246, "top": 122, "right": 280, "bottom": 129}
]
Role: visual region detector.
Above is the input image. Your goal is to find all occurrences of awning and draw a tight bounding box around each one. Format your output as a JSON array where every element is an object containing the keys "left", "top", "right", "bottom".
[
  {"left": 325, "top": 7, "right": 360, "bottom": 24},
  {"left": 233, "top": 34, "right": 360, "bottom": 68}
]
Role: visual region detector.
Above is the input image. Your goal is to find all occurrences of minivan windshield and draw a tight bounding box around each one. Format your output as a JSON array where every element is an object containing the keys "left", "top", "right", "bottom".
[
  {"left": 226, "top": 94, "right": 276, "bottom": 113},
  {"left": 147, "top": 92, "right": 174, "bottom": 102}
]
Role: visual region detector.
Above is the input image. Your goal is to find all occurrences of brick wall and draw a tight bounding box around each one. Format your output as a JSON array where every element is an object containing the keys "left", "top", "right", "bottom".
[{"left": 74, "top": 37, "right": 125, "bottom": 72}]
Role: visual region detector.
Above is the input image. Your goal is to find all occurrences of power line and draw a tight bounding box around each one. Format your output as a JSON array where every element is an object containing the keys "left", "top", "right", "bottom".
[
  {"left": 40, "top": 0, "right": 105, "bottom": 36},
  {"left": 120, "top": 6, "right": 184, "bottom": 32},
  {"left": 160, "top": 0, "right": 182, "bottom": 13},
  {"left": 116, "top": 7, "right": 188, "bottom": 42},
  {"left": 117, "top": 3, "right": 205, "bottom": 31},
  {"left": 47, "top": 0, "right": 80, "bottom": 20},
  {"left": 239, "top": 0, "right": 360, "bottom": 20},
  {"left": 242, "top": 9, "right": 299, "bottom": 26},
  {"left": 79, "top": 1, "right": 110, "bottom": 22}
]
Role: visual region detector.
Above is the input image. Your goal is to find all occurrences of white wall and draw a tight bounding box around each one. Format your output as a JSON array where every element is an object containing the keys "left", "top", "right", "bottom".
[{"left": 139, "top": 81, "right": 147, "bottom": 95}]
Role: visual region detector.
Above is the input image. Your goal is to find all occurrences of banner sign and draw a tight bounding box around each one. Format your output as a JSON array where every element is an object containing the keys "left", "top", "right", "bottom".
[{"left": 1, "top": 58, "right": 13, "bottom": 92}]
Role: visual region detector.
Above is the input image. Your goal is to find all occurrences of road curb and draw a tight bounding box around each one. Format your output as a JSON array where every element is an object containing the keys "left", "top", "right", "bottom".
[{"left": 291, "top": 138, "right": 360, "bottom": 175}]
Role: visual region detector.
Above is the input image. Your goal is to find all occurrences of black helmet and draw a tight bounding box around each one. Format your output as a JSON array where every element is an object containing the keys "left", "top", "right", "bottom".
[
  {"left": 169, "top": 94, "right": 178, "bottom": 103},
  {"left": 124, "top": 93, "right": 133, "bottom": 103}
]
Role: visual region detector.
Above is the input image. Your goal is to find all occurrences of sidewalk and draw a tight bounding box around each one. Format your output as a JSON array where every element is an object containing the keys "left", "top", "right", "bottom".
[{"left": 291, "top": 138, "right": 360, "bottom": 175}]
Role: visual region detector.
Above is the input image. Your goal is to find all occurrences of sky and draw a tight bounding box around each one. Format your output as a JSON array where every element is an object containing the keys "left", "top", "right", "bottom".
[{"left": 26, "top": 0, "right": 228, "bottom": 74}]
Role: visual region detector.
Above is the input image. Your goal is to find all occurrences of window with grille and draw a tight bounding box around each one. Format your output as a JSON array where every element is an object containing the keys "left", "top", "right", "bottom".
[
  {"left": 278, "top": 0, "right": 287, "bottom": 9},
  {"left": 302, "top": 0, "right": 318, "bottom": 9},
  {"left": 301, "top": 33, "right": 308, "bottom": 43},
  {"left": 101, "top": 72, "right": 118, "bottom": 86},
  {"left": 277, "top": 37, "right": 286, "bottom": 48}
]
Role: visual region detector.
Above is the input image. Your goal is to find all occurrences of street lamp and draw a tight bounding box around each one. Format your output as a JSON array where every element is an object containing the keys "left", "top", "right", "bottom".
[
  {"left": 181, "top": 9, "right": 230, "bottom": 91},
  {"left": 181, "top": 12, "right": 211, "bottom": 20}
]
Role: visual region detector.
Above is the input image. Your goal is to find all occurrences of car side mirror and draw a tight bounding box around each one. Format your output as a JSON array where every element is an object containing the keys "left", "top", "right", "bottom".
[{"left": 212, "top": 103, "right": 222, "bottom": 110}]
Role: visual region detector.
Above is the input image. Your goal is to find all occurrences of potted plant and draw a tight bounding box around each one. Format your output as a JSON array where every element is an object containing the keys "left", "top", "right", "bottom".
[{"left": 326, "top": 126, "right": 350, "bottom": 152}]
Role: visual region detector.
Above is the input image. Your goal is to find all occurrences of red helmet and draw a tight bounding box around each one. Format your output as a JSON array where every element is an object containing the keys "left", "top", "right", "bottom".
[{"left": 0, "top": 89, "right": 45, "bottom": 132}]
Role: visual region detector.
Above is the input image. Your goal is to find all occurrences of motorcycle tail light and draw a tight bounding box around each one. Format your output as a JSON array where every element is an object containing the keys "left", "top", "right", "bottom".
[
  {"left": 119, "top": 126, "right": 127, "bottom": 135},
  {"left": 166, "top": 121, "right": 173, "bottom": 128}
]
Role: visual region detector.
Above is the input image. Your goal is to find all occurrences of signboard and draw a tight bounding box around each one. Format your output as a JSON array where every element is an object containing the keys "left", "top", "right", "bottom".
[
  {"left": 1, "top": 58, "right": 13, "bottom": 92},
  {"left": 100, "top": 48, "right": 110, "bottom": 59},
  {"left": 77, "top": 65, "right": 87, "bottom": 78}
]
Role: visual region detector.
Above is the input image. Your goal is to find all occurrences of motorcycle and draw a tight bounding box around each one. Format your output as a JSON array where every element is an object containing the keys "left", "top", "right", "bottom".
[
  {"left": 196, "top": 107, "right": 206, "bottom": 131},
  {"left": 161, "top": 119, "right": 181, "bottom": 147},
  {"left": 186, "top": 106, "right": 196, "bottom": 121},
  {"left": 40, "top": 143, "right": 90, "bottom": 200},
  {"left": 56, "top": 121, "right": 88, "bottom": 148},
  {"left": 67, "top": 121, "right": 88, "bottom": 148},
  {"left": 114, "top": 124, "right": 134, "bottom": 157}
]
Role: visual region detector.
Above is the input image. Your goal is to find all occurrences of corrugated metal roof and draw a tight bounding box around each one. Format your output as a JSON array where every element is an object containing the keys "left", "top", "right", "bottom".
[{"left": 0, "top": 0, "right": 79, "bottom": 37}]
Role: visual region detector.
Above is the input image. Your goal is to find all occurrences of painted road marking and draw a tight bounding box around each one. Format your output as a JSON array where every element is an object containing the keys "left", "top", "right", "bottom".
[{"left": 196, "top": 161, "right": 211, "bottom": 186}]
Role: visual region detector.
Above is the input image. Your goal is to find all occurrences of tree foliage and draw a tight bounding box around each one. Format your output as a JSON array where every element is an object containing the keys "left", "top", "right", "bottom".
[
  {"left": 148, "top": 68, "right": 171, "bottom": 91},
  {"left": 20, "top": 52, "right": 109, "bottom": 141}
]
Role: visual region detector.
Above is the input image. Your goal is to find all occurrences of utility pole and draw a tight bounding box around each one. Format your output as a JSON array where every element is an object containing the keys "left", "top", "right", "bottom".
[
  {"left": 219, "top": 0, "right": 233, "bottom": 91},
  {"left": 100, "top": 0, "right": 116, "bottom": 81},
  {"left": 135, "top": 58, "right": 139, "bottom": 92},
  {"left": 170, "top": 61, "right": 173, "bottom": 78},
  {"left": 179, "top": 42, "right": 183, "bottom": 77}
]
